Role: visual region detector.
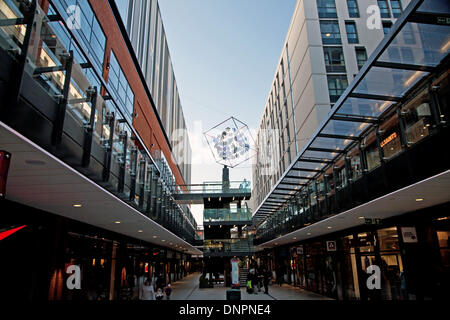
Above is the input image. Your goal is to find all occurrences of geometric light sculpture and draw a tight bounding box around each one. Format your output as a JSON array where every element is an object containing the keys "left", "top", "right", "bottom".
[{"left": 204, "top": 117, "right": 256, "bottom": 168}]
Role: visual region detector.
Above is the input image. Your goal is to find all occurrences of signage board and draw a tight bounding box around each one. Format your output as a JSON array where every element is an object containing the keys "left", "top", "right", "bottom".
[
  {"left": 401, "top": 227, "right": 418, "bottom": 243},
  {"left": 326, "top": 241, "right": 337, "bottom": 252},
  {"left": 230, "top": 258, "right": 240, "bottom": 287}
]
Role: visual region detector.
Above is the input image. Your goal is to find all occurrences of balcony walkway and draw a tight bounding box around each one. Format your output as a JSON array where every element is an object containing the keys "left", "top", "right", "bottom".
[{"left": 170, "top": 272, "right": 330, "bottom": 300}]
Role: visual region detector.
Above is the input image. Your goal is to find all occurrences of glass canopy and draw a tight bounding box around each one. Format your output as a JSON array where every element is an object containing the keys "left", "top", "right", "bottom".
[{"left": 253, "top": 0, "right": 450, "bottom": 225}]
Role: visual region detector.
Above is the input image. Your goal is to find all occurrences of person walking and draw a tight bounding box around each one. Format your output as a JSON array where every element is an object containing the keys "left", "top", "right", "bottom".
[
  {"left": 156, "top": 273, "right": 165, "bottom": 292},
  {"left": 155, "top": 288, "right": 164, "bottom": 300},
  {"left": 263, "top": 268, "right": 271, "bottom": 294},
  {"left": 165, "top": 283, "right": 172, "bottom": 300},
  {"left": 140, "top": 279, "right": 155, "bottom": 300}
]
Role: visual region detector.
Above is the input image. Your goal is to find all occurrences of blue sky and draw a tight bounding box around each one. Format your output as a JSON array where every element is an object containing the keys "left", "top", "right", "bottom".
[
  {"left": 157, "top": 0, "right": 297, "bottom": 223},
  {"left": 158, "top": 0, "right": 297, "bottom": 132}
]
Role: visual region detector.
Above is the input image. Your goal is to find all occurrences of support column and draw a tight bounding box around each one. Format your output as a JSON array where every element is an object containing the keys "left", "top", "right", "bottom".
[{"left": 0, "top": 151, "right": 11, "bottom": 199}]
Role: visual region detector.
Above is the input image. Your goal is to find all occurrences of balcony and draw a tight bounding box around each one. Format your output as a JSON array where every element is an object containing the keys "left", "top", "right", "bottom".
[
  {"left": 203, "top": 208, "right": 252, "bottom": 226},
  {"left": 203, "top": 238, "right": 254, "bottom": 257}
]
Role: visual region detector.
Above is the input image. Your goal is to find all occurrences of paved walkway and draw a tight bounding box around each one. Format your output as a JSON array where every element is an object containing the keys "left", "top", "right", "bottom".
[{"left": 169, "top": 272, "right": 331, "bottom": 300}]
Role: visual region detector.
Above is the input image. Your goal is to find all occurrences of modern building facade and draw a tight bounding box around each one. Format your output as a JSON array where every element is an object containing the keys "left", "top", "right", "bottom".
[
  {"left": 115, "top": 0, "right": 192, "bottom": 186},
  {"left": 252, "top": 0, "right": 450, "bottom": 300},
  {"left": 252, "top": 0, "right": 411, "bottom": 209},
  {"left": 0, "top": 0, "right": 199, "bottom": 300}
]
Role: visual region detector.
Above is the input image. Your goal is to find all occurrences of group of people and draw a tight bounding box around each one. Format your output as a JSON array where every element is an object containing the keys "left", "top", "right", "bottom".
[
  {"left": 246, "top": 267, "right": 272, "bottom": 294},
  {"left": 140, "top": 273, "right": 173, "bottom": 300}
]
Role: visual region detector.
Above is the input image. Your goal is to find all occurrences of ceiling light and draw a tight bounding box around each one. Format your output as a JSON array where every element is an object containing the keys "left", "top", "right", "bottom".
[
  {"left": 152, "top": 236, "right": 158, "bottom": 239},
  {"left": 327, "top": 226, "right": 332, "bottom": 229},
  {"left": 307, "top": 232, "right": 311, "bottom": 236},
  {"left": 358, "top": 216, "right": 365, "bottom": 220},
  {"left": 162, "top": 240, "right": 166, "bottom": 242},
  {"left": 293, "top": 237, "right": 297, "bottom": 240},
  {"left": 138, "top": 230, "right": 143, "bottom": 233},
  {"left": 115, "top": 221, "right": 121, "bottom": 224},
  {"left": 73, "top": 204, "right": 82, "bottom": 208},
  {"left": 415, "top": 198, "right": 424, "bottom": 202}
]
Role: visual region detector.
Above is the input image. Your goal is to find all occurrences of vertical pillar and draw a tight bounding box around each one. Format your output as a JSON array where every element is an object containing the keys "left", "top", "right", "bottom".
[
  {"left": 0, "top": 151, "right": 11, "bottom": 199},
  {"left": 109, "top": 241, "right": 118, "bottom": 300}
]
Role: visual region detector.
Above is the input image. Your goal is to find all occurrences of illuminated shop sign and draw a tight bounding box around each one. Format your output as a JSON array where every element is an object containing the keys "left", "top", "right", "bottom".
[{"left": 380, "top": 132, "right": 398, "bottom": 148}]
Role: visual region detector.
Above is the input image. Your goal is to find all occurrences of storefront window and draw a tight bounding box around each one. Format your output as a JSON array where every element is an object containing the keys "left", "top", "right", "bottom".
[
  {"left": 435, "top": 71, "right": 450, "bottom": 123},
  {"left": 401, "top": 88, "right": 433, "bottom": 146},
  {"left": 348, "top": 144, "right": 362, "bottom": 180},
  {"left": 334, "top": 157, "right": 347, "bottom": 190},
  {"left": 378, "top": 227, "right": 400, "bottom": 251},
  {"left": 379, "top": 114, "right": 403, "bottom": 160},
  {"left": 435, "top": 216, "right": 450, "bottom": 267},
  {"left": 363, "top": 130, "right": 381, "bottom": 172}
]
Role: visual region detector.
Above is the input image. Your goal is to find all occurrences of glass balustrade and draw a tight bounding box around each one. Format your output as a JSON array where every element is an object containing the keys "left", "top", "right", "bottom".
[
  {"left": 203, "top": 208, "right": 252, "bottom": 223},
  {"left": 0, "top": 0, "right": 197, "bottom": 242},
  {"left": 203, "top": 238, "right": 254, "bottom": 254}
]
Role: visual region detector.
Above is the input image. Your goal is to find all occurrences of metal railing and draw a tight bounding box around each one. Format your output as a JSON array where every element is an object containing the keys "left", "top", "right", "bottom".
[
  {"left": 176, "top": 180, "right": 251, "bottom": 194},
  {"left": 203, "top": 208, "right": 252, "bottom": 223},
  {"left": 203, "top": 238, "right": 254, "bottom": 254}
]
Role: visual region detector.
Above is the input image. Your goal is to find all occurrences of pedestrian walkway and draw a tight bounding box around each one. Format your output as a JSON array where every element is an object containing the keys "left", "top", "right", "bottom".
[{"left": 169, "top": 273, "right": 330, "bottom": 300}]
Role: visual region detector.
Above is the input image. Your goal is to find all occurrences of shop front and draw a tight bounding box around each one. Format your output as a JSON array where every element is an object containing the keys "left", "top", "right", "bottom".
[
  {"left": 0, "top": 200, "right": 192, "bottom": 301},
  {"left": 281, "top": 202, "right": 450, "bottom": 300}
]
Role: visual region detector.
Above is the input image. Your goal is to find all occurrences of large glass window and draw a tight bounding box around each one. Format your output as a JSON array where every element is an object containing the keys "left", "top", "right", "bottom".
[
  {"left": 320, "top": 21, "right": 342, "bottom": 44},
  {"left": 379, "top": 114, "right": 403, "bottom": 160},
  {"left": 345, "top": 21, "right": 359, "bottom": 44},
  {"left": 355, "top": 47, "right": 367, "bottom": 70},
  {"left": 52, "top": 0, "right": 106, "bottom": 73},
  {"left": 348, "top": 144, "right": 362, "bottom": 180},
  {"left": 323, "top": 47, "right": 346, "bottom": 73},
  {"left": 317, "top": 0, "right": 337, "bottom": 18},
  {"left": 383, "top": 21, "right": 393, "bottom": 35},
  {"left": 363, "top": 130, "right": 381, "bottom": 172},
  {"left": 108, "top": 51, "right": 135, "bottom": 120},
  {"left": 390, "top": 0, "right": 403, "bottom": 18},
  {"left": 401, "top": 88, "right": 433, "bottom": 146},
  {"left": 346, "top": 0, "right": 360, "bottom": 18},
  {"left": 327, "top": 75, "right": 348, "bottom": 103},
  {"left": 378, "top": 0, "right": 391, "bottom": 18}
]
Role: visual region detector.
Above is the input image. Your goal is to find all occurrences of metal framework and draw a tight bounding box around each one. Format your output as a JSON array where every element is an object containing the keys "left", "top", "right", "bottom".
[{"left": 253, "top": 0, "right": 450, "bottom": 226}]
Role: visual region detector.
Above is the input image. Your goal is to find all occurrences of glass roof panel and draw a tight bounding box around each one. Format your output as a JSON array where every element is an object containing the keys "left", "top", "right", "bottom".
[
  {"left": 354, "top": 67, "right": 428, "bottom": 97},
  {"left": 281, "top": 177, "right": 310, "bottom": 185},
  {"left": 310, "top": 137, "right": 349, "bottom": 150},
  {"left": 321, "top": 119, "right": 371, "bottom": 137},
  {"left": 379, "top": 23, "right": 450, "bottom": 67},
  {"left": 303, "top": 150, "right": 336, "bottom": 159},
  {"left": 294, "top": 160, "right": 328, "bottom": 170},
  {"left": 337, "top": 97, "right": 394, "bottom": 117},
  {"left": 418, "top": 0, "right": 450, "bottom": 13},
  {"left": 287, "top": 170, "right": 316, "bottom": 179}
]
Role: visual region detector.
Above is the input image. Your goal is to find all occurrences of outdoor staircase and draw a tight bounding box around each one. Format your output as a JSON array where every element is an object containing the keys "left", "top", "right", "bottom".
[{"left": 239, "top": 267, "right": 249, "bottom": 287}]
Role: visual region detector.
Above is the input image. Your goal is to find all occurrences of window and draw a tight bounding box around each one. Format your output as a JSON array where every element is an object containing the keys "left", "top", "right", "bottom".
[
  {"left": 323, "top": 47, "right": 346, "bottom": 72},
  {"left": 379, "top": 114, "right": 403, "bottom": 160},
  {"left": 378, "top": 0, "right": 391, "bottom": 18},
  {"left": 317, "top": 0, "right": 337, "bottom": 18},
  {"left": 383, "top": 21, "right": 393, "bottom": 35},
  {"left": 346, "top": 0, "right": 360, "bottom": 18},
  {"left": 401, "top": 88, "right": 433, "bottom": 146},
  {"left": 320, "top": 21, "right": 341, "bottom": 44},
  {"left": 108, "top": 51, "right": 135, "bottom": 119},
  {"left": 327, "top": 75, "right": 348, "bottom": 102},
  {"left": 390, "top": 0, "right": 403, "bottom": 18},
  {"left": 52, "top": 0, "right": 106, "bottom": 73},
  {"left": 355, "top": 47, "right": 367, "bottom": 70},
  {"left": 345, "top": 21, "right": 359, "bottom": 44},
  {"left": 363, "top": 130, "right": 381, "bottom": 171}
]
